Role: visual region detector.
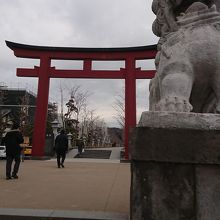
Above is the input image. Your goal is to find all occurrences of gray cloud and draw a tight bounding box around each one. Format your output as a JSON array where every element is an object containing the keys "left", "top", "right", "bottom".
[{"left": 0, "top": 0, "right": 158, "bottom": 127}]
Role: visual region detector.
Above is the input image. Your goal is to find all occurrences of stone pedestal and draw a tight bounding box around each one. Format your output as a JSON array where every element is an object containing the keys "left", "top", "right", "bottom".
[{"left": 130, "top": 111, "right": 220, "bottom": 220}]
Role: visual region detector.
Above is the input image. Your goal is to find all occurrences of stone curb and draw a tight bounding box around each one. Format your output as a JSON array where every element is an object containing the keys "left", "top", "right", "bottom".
[{"left": 0, "top": 208, "right": 129, "bottom": 220}]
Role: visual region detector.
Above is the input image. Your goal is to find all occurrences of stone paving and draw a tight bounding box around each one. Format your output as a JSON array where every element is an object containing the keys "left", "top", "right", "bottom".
[{"left": 0, "top": 147, "right": 130, "bottom": 219}]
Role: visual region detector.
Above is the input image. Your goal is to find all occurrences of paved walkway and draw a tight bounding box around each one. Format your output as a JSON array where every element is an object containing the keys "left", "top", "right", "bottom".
[{"left": 0, "top": 147, "right": 130, "bottom": 219}]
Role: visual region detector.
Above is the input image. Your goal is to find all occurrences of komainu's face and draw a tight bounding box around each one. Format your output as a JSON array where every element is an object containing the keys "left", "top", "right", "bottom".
[{"left": 152, "top": 0, "right": 215, "bottom": 37}]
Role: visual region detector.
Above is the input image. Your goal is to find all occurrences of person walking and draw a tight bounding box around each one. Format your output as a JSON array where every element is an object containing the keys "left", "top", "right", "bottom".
[
  {"left": 4, "top": 123, "right": 24, "bottom": 180},
  {"left": 55, "top": 130, "right": 68, "bottom": 168},
  {"left": 76, "top": 137, "right": 84, "bottom": 156}
]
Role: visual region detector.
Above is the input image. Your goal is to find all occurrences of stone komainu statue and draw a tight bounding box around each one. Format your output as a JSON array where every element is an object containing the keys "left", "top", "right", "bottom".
[{"left": 150, "top": 0, "right": 220, "bottom": 113}]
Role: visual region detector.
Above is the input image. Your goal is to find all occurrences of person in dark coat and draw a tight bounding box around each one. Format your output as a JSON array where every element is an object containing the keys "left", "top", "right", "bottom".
[
  {"left": 76, "top": 137, "right": 84, "bottom": 156},
  {"left": 4, "top": 123, "right": 24, "bottom": 180},
  {"left": 55, "top": 130, "right": 68, "bottom": 168}
]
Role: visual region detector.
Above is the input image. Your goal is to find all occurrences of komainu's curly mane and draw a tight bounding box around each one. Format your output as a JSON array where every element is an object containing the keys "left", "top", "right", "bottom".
[{"left": 152, "top": 0, "right": 215, "bottom": 37}]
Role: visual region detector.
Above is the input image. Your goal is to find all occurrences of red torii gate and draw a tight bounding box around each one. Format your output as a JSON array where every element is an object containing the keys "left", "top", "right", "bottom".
[{"left": 6, "top": 41, "right": 156, "bottom": 160}]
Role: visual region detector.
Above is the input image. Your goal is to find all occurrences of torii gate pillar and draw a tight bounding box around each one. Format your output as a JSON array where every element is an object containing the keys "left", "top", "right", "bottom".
[
  {"left": 124, "top": 58, "right": 136, "bottom": 159},
  {"left": 32, "top": 57, "right": 51, "bottom": 157}
]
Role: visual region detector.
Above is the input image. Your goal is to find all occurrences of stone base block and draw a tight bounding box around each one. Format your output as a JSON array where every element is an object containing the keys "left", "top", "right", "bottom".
[{"left": 130, "top": 112, "right": 220, "bottom": 220}]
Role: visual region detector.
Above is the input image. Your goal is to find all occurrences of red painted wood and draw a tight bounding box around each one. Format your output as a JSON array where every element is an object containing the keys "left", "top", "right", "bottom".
[
  {"left": 17, "top": 68, "right": 156, "bottom": 79},
  {"left": 12, "top": 48, "right": 157, "bottom": 60},
  {"left": 31, "top": 57, "right": 51, "bottom": 157},
  {"left": 49, "top": 69, "right": 126, "bottom": 79},
  {"left": 135, "top": 70, "right": 156, "bottom": 79},
  {"left": 83, "top": 60, "right": 92, "bottom": 71},
  {"left": 124, "top": 58, "right": 137, "bottom": 160},
  {"left": 17, "top": 68, "right": 39, "bottom": 77}
]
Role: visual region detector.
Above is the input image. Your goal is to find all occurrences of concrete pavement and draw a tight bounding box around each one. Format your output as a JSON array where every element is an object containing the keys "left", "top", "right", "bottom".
[{"left": 0, "top": 147, "right": 130, "bottom": 219}]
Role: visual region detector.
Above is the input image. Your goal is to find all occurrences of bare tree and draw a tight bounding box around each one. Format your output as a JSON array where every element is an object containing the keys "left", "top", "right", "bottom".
[
  {"left": 46, "top": 102, "right": 58, "bottom": 135},
  {"left": 59, "top": 83, "right": 65, "bottom": 127},
  {"left": 68, "top": 85, "right": 91, "bottom": 123},
  {"left": 86, "top": 109, "right": 99, "bottom": 146},
  {"left": 0, "top": 88, "right": 8, "bottom": 141},
  {"left": 112, "top": 88, "right": 125, "bottom": 128},
  {"left": 79, "top": 105, "right": 90, "bottom": 138},
  {"left": 93, "top": 118, "right": 108, "bottom": 147},
  {"left": 58, "top": 84, "right": 109, "bottom": 147},
  {"left": 19, "top": 92, "right": 33, "bottom": 137},
  {"left": 20, "top": 93, "right": 29, "bottom": 126}
]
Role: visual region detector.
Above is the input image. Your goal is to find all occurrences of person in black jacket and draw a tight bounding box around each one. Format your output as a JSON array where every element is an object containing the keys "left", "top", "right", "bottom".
[
  {"left": 55, "top": 130, "right": 68, "bottom": 168},
  {"left": 4, "top": 123, "right": 24, "bottom": 180},
  {"left": 76, "top": 137, "right": 84, "bottom": 156}
]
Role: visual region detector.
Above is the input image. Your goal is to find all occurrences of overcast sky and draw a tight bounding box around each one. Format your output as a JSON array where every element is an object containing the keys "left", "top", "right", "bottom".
[{"left": 0, "top": 0, "right": 158, "bottom": 127}]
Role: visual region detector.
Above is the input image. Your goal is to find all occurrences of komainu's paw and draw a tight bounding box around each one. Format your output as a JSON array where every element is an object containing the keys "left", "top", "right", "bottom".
[{"left": 155, "top": 96, "right": 193, "bottom": 112}]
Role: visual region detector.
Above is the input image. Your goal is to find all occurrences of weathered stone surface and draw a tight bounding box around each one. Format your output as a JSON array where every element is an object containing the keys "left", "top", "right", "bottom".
[
  {"left": 214, "top": 0, "right": 220, "bottom": 12},
  {"left": 131, "top": 127, "right": 220, "bottom": 164},
  {"left": 196, "top": 166, "right": 220, "bottom": 220},
  {"left": 139, "top": 111, "right": 220, "bottom": 130},
  {"left": 130, "top": 112, "right": 220, "bottom": 164},
  {"left": 131, "top": 162, "right": 195, "bottom": 220},
  {"left": 131, "top": 161, "right": 220, "bottom": 220}
]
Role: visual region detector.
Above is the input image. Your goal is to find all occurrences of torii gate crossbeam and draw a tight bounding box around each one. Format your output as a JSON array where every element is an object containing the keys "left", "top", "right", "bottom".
[{"left": 6, "top": 41, "right": 156, "bottom": 160}]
